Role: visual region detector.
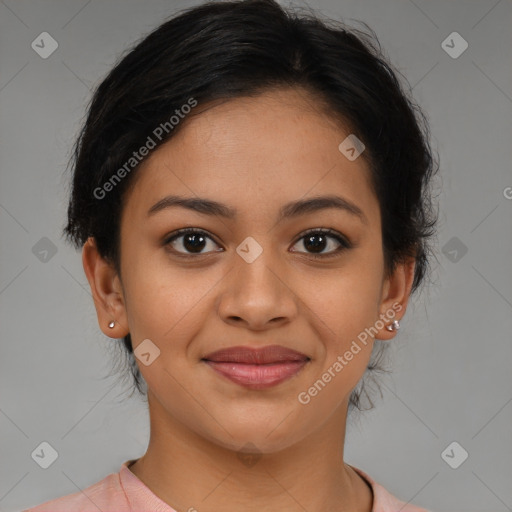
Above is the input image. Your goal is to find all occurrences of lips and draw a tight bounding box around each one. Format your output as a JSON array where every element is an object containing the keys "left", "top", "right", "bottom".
[
  {"left": 202, "top": 345, "right": 310, "bottom": 390},
  {"left": 203, "top": 345, "right": 309, "bottom": 364}
]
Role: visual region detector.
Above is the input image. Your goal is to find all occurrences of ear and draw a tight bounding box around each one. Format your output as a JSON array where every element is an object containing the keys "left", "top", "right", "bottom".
[
  {"left": 82, "top": 237, "right": 129, "bottom": 339},
  {"left": 376, "top": 257, "right": 416, "bottom": 340}
]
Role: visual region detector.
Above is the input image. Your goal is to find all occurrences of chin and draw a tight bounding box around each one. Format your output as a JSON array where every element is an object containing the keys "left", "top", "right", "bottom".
[{"left": 201, "top": 414, "right": 308, "bottom": 455}]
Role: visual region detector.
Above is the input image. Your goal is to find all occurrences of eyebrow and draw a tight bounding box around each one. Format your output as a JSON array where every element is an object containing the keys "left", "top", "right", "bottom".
[{"left": 147, "top": 194, "right": 367, "bottom": 224}]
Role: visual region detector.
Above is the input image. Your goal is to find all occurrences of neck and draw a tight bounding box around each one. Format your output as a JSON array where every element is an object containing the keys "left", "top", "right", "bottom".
[{"left": 129, "top": 393, "right": 373, "bottom": 512}]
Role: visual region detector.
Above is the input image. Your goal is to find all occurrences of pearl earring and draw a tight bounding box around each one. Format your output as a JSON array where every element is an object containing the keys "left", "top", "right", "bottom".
[
  {"left": 108, "top": 321, "right": 115, "bottom": 328},
  {"left": 385, "top": 320, "right": 400, "bottom": 332}
]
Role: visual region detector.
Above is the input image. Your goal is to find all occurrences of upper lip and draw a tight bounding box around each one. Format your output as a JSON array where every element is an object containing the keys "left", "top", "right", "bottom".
[{"left": 203, "top": 345, "right": 310, "bottom": 364}]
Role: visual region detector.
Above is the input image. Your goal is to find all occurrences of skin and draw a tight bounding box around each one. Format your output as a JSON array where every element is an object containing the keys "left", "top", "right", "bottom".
[{"left": 83, "top": 87, "right": 415, "bottom": 512}]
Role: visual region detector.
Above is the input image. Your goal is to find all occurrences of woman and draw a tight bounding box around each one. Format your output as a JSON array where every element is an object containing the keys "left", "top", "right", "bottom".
[{"left": 25, "top": 0, "right": 438, "bottom": 510}]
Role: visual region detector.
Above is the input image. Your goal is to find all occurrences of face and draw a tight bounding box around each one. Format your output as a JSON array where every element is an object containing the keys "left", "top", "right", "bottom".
[{"left": 85, "top": 88, "right": 412, "bottom": 454}]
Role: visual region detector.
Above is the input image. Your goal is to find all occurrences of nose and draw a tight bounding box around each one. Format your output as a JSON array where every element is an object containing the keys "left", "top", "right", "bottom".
[{"left": 216, "top": 247, "right": 298, "bottom": 331}]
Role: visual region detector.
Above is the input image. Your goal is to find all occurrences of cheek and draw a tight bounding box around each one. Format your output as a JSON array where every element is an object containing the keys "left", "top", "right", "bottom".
[
  {"left": 122, "top": 265, "right": 214, "bottom": 410},
  {"left": 119, "top": 241, "right": 185, "bottom": 346},
  {"left": 123, "top": 262, "right": 212, "bottom": 347},
  {"left": 296, "top": 274, "right": 378, "bottom": 415},
  {"left": 296, "top": 252, "right": 383, "bottom": 390},
  {"left": 303, "top": 254, "right": 384, "bottom": 338}
]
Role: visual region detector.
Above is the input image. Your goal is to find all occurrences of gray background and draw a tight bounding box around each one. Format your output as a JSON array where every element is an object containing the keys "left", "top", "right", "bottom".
[{"left": 1, "top": 1, "right": 511, "bottom": 511}]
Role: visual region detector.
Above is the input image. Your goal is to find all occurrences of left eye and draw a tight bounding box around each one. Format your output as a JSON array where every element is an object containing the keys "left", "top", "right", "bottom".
[
  {"left": 164, "top": 228, "right": 350, "bottom": 258},
  {"left": 290, "top": 229, "right": 350, "bottom": 258}
]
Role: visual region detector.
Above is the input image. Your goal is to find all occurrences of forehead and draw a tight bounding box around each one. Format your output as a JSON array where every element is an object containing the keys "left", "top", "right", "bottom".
[{"left": 122, "top": 88, "right": 378, "bottom": 224}]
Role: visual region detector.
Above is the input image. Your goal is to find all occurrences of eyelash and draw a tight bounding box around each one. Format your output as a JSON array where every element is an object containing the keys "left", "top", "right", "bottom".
[{"left": 163, "top": 227, "right": 352, "bottom": 260}]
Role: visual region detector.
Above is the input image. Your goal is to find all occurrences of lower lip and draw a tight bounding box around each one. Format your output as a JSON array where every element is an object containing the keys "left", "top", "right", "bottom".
[{"left": 204, "top": 360, "right": 308, "bottom": 389}]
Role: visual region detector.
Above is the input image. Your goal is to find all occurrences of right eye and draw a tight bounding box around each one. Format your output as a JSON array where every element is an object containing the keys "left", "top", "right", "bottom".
[{"left": 164, "top": 228, "right": 223, "bottom": 257}]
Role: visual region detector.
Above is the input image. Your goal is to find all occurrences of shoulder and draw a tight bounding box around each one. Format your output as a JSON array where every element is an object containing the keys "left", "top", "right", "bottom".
[
  {"left": 22, "top": 471, "right": 128, "bottom": 512},
  {"left": 350, "top": 465, "right": 433, "bottom": 512}
]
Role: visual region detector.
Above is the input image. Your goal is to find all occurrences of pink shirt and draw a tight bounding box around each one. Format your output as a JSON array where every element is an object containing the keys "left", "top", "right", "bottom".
[{"left": 24, "top": 460, "right": 431, "bottom": 512}]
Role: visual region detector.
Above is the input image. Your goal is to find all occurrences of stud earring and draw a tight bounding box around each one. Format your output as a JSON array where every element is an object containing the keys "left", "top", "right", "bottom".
[
  {"left": 108, "top": 321, "right": 115, "bottom": 328},
  {"left": 385, "top": 320, "right": 400, "bottom": 332}
]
